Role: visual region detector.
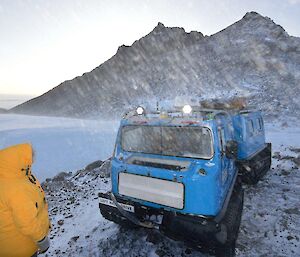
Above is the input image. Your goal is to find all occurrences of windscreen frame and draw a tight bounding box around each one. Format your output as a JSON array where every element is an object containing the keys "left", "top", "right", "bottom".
[{"left": 120, "top": 125, "right": 214, "bottom": 160}]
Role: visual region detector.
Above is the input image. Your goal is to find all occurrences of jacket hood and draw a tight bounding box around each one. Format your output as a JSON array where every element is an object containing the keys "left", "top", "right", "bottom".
[{"left": 0, "top": 143, "right": 33, "bottom": 179}]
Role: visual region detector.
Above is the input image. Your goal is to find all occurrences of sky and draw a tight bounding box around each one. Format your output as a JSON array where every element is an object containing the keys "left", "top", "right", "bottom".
[{"left": 0, "top": 0, "right": 299, "bottom": 96}]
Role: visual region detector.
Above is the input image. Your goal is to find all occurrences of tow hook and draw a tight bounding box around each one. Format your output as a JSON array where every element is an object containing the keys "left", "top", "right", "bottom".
[{"left": 110, "top": 193, "right": 156, "bottom": 229}]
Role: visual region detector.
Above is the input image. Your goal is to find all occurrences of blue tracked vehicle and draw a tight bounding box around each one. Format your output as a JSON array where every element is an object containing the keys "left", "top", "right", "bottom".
[{"left": 99, "top": 105, "right": 271, "bottom": 257}]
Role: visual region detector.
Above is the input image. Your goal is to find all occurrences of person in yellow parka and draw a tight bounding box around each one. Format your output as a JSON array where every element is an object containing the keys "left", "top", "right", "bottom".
[{"left": 0, "top": 143, "right": 51, "bottom": 257}]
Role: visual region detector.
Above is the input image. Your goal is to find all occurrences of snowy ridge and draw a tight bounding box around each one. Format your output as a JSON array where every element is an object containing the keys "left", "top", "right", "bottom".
[
  {"left": 11, "top": 12, "right": 300, "bottom": 119},
  {"left": 43, "top": 121, "right": 300, "bottom": 257}
]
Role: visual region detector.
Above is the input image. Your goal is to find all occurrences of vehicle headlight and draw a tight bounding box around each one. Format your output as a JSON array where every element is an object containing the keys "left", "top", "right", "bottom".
[
  {"left": 182, "top": 104, "right": 192, "bottom": 114},
  {"left": 136, "top": 106, "right": 145, "bottom": 115}
]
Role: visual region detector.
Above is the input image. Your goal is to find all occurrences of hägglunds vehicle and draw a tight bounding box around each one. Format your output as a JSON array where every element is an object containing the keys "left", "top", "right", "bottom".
[{"left": 99, "top": 104, "right": 271, "bottom": 257}]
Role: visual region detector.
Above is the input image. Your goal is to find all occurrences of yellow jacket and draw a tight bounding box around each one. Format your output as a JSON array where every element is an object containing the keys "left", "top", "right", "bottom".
[{"left": 0, "top": 144, "right": 50, "bottom": 257}]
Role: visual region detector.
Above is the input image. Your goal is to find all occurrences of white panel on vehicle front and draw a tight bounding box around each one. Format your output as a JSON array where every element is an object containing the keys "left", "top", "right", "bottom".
[{"left": 118, "top": 172, "right": 184, "bottom": 209}]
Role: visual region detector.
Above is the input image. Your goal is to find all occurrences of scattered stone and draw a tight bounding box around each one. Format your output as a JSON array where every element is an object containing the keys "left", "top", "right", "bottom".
[
  {"left": 272, "top": 152, "right": 281, "bottom": 159},
  {"left": 280, "top": 156, "right": 294, "bottom": 161},
  {"left": 292, "top": 156, "right": 300, "bottom": 166},
  {"left": 85, "top": 160, "right": 103, "bottom": 171},
  {"left": 71, "top": 236, "right": 80, "bottom": 242},
  {"left": 289, "top": 148, "right": 300, "bottom": 153},
  {"left": 281, "top": 170, "right": 290, "bottom": 176},
  {"left": 284, "top": 208, "right": 300, "bottom": 215},
  {"left": 52, "top": 172, "right": 69, "bottom": 182},
  {"left": 57, "top": 220, "right": 64, "bottom": 226},
  {"left": 68, "top": 196, "right": 75, "bottom": 204}
]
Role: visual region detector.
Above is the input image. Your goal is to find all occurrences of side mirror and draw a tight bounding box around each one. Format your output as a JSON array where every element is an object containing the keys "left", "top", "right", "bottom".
[{"left": 225, "top": 140, "right": 238, "bottom": 159}]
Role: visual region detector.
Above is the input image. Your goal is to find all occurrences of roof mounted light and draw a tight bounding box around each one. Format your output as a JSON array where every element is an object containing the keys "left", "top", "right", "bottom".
[
  {"left": 136, "top": 106, "right": 145, "bottom": 115},
  {"left": 182, "top": 105, "right": 192, "bottom": 114}
]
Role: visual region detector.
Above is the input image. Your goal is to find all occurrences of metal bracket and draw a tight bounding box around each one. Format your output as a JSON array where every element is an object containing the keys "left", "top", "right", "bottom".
[{"left": 110, "top": 193, "right": 156, "bottom": 229}]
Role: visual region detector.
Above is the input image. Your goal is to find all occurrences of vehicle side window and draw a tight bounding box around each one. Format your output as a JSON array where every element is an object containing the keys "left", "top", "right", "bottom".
[
  {"left": 247, "top": 120, "right": 254, "bottom": 136},
  {"left": 259, "top": 118, "right": 264, "bottom": 130},
  {"left": 218, "top": 128, "right": 226, "bottom": 152},
  {"left": 255, "top": 118, "right": 263, "bottom": 131}
]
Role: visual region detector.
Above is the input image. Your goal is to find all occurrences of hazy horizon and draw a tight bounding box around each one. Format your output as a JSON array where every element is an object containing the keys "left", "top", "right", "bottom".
[{"left": 0, "top": 94, "right": 36, "bottom": 109}]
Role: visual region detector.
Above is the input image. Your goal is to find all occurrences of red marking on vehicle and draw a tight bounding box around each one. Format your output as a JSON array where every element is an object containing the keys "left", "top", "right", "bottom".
[
  {"left": 181, "top": 121, "right": 199, "bottom": 125},
  {"left": 134, "top": 120, "right": 148, "bottom": 124}
]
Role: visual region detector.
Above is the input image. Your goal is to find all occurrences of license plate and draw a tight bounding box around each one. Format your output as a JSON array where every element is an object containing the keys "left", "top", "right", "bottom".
[{"left": 99, "top": 197, "right": 135, "bottom": 213}]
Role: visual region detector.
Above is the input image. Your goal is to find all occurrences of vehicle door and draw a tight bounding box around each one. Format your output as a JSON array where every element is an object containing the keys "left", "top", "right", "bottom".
[{"left": 217, "top": 123, "right": 235, "bottom": 197}]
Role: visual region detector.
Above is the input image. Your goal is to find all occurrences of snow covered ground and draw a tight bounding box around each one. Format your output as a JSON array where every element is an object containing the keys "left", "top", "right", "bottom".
[
  {"left": 0, "top": 114, "right": 119, "bottom": 181},
  {"left": 43, "top": 131, "right": 300, "bottom": 257},
  {"left": 1, "top": 114, "right": 300, "bottom": 256},
  {"left": 43, "top": 120, "right": 300, "bottom": 257}
]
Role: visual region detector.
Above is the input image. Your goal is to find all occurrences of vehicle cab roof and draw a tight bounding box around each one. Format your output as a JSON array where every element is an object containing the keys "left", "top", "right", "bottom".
[
  {"left": 120, "top": 107, "right": 261, "bottom": 127},
  {"left": 122, "top": 109, "right": 233, "bottom": 127}
]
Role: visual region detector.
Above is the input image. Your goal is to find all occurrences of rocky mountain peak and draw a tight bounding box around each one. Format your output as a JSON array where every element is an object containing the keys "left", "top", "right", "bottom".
[
  {"left": 242, "top": 11, "right": 264, "bottom": 20},
  {"left": 240, "top": 11, "right": 288, "bottom": 38},
  {"left": 114, "top": 21, "right": 203, "bottom": 60},
  {"left": 149, "top": 22, "right": 186, "bottom": 37},
  {"left": 209, "top": 11, "right": 289, "bottom": 42},
  {"left": 153, "top": 22, "right": 166, "bottom": 32}
]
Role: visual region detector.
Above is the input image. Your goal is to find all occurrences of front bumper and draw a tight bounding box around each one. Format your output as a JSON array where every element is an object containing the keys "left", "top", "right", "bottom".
[
  {"left": 98, "top": 191, "right": 221, "bottom": 246},
  {"left": 99, "top": 195, "right": 135, "bottom": 213}
]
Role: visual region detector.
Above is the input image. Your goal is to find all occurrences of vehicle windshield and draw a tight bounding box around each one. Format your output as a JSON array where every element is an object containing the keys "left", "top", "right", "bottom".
[{"left": 121, "top": 125, "right": 213, "bottom": 159}]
